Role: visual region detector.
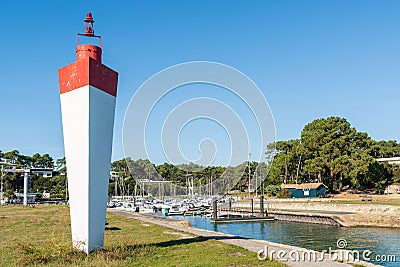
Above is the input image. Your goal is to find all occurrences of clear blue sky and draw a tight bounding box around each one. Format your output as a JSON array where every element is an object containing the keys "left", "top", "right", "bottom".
[{"left": 1, "top": 1, "right": 399, "bottom": 164}]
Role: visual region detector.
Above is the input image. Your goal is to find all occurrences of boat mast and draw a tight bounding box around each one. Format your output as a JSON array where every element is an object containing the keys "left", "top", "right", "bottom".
[{"left": 248, "top": 153, "right": 251, "bottom": 199}]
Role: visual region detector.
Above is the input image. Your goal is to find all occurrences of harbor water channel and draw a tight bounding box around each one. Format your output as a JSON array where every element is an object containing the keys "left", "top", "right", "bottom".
[{"left": 162, "top": 213, "right": 400, "bottom": 266}]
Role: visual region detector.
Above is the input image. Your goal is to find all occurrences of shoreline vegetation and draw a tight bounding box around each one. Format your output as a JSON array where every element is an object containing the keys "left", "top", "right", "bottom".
[
  {"left": 2, "top": 116, "right": 400, "bottom": 203},
  {"left": 0, "top": 205, "right": 285, "bottom": 266}
]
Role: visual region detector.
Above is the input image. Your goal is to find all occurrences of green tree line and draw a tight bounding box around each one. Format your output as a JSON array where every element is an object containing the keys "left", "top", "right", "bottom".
[
  {"left": 266, "top": 116, "right": 400, "bottom": 193},
  {"left": 2, "top": 116, "right": 399, "bottom": 198},
  {"left": 0, "top": 151, "right": 67, "bottom": 198}
]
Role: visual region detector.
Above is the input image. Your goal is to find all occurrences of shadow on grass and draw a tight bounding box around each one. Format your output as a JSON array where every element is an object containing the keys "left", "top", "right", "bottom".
[
  {"left": 153, "top": 235, "right": 249, "bottom": 248},
  {"left": 105, "top": 226, "right": 122, "bottom": 231}
]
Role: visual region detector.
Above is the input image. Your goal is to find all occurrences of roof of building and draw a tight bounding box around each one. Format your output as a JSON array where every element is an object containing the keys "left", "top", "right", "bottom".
[
  {"left": 30, "top": 168, "right": 54, "bottom": 172},
  {"left": 0, "top": 162, "right": 17, "bottom": 166},
  {"left": 281, "top": 183, "right": 325, "bottom": 190},
  {"left": 376, "top": 157, "right": 400, "bottom": 164}
]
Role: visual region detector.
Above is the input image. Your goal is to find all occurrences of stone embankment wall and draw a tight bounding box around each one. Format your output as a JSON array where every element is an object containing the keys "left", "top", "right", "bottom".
[
  {"left": 268, "top": 201, "right": 400, "bottom": 227},
  {"left": 269, "top": 212, "right": 342, "bottom": 226},
  {"left": 231, "top": 200, "right": 400, "bottom": 227},
  {"left": 267, "top": 200, "right": 400, "bottom": 215}
]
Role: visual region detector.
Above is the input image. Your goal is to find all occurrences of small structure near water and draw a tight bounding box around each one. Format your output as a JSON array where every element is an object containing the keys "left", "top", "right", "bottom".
[
  {"left": 211, "top": 196, "right": 275, "bottom": 223},
  {"left": 281, "top": 183, "right": 326, "bottom": 198}
]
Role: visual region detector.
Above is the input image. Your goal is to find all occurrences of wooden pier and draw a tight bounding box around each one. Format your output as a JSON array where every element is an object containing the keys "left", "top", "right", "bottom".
[
  {"left": 211, "top": 215, "right": 274, "bottom": 223},
  {"left": 211, "top": 196, "right": 274, "bottom": 223}
]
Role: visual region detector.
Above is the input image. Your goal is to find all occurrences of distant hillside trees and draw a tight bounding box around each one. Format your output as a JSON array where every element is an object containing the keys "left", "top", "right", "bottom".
[
  {"left": 0, "top": 151, "right": 64, "bottom": 197},
  {"left": 1, "top": 150, "right": 54, "bottom": 169}
]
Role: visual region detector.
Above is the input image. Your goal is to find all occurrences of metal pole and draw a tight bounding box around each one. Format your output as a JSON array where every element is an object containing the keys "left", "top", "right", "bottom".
[
  {"left": 114, "top": 177, "right": 118, "bottom": 197},
  {"left": 65, "top": 175, "right": 68, "bottom": 202},
  {"left": 251, "top": 198, "right": 254, "bottom": 215},
  {"left": 209, "top": 170, "right": 211, "bottom": 198},
  {"left": 260, "top": 195, "right": 264, "bottom": 217},
  {"left": 162, "top": 182, "right": 164, "bottom": 201},
  {"left": 134, "top": 182, "right": 137, "bottom": 206},
  {"left": 23, "top": 171, "right": 29, "bottom": 206},
  {"left": 261, "top": 176, "right": 264, "bottom": 196},
  {"left": 255, "top": 169, "right": 258, "bottom": 198},
  {"left": 158, "top": 181, "right": 161, "bottom": 200},
  {"left": 248, "top": 153, "right": 251, "bottom": 199},
  {"left": 191, "top": 175, "right": 194, "bottom": 197},
  {"left": 210, "top": 174, "right": 212, "bottom": 197},
  {"left": 142, "top": 180, "right": 144, "bottom": 198},
  {"left": 1, "top": 165, "right": 3, "bottom": 201},
  {"left": 213, "top": 198, "right": 218, "bottom": 219},
  {"left": 210, "top": 172, "right": 213, "bottom": 197}
]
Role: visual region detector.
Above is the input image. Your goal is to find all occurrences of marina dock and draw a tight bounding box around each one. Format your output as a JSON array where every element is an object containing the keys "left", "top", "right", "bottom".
[
  {"left": 110, "top": 209, "right": 377, "bottom": 267},
  {"left": 211, "top": 216, "right": 274, "bottom": 223}
]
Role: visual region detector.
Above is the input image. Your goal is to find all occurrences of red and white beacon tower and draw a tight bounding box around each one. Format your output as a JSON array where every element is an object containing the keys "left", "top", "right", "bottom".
[{"left": 58, "top": 13, "right": 118, "bottom": 254}]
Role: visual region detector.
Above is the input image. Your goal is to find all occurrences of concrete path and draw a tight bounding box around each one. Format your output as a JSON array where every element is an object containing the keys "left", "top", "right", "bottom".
[
  {"left": 274, "top": 209, "right": 355, "bottom": 215},
  {"left": 109, "top": 209, "right": 378, "bottom": 267}
]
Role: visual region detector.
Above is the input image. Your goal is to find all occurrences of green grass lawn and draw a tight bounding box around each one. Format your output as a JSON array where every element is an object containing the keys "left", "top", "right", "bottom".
[{"left": 0, "top": 205, "right": 285, "bottom": 267}]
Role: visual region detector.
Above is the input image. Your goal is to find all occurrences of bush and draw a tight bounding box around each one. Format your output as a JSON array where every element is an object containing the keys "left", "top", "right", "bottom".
[
  {"left": 265, "top": 185, "right": 281, "bottom": 196},
  {"left": 276, "top": 188, "right": 291, "bottom": 198},
  {"left": 3, "top": 189, "right": 15, "bottom": 199}
]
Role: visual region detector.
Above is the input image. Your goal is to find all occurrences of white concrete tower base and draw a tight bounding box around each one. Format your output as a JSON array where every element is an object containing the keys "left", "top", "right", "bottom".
[{"left": 60, "top": 85, "right": 116, "bottom": 253}]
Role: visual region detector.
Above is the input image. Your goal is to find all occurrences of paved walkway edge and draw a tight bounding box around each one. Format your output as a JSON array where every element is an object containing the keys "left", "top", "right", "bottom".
[{"left": 108, "top": 209, "right": 379, "bottom": 267}]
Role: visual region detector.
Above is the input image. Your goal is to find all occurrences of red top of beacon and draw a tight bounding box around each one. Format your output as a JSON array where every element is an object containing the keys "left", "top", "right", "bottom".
[{"left": 58, "top": 13, "right": 118, "bottom": 96}]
